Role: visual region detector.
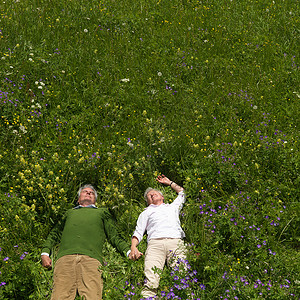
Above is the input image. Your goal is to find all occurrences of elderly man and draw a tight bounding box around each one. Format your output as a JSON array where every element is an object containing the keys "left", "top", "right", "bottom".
[
  {"left": 41, "top": 184, "right": 133, "bottom": 300},
  {"left": 129, "top": 175, "right": 186, "bottom": 299}
]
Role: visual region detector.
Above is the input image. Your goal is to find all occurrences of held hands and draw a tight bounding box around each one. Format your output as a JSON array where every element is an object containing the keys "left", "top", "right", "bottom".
[
  {"left": 41, "top": 255, "right": 52, "bottom": 269},
  {"left": 129, "top": 246, "right": 143, "bottom": 261}
]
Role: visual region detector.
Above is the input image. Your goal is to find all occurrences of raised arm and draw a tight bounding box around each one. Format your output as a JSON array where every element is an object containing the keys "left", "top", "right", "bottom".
[{"left": 156, "top": 174, "right": 184, "bottom": 194}]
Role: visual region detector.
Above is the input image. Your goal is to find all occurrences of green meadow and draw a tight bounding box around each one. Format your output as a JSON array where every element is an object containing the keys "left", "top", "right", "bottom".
[{"left": 0, "top": 0, "right": 299, "bottom": 298}]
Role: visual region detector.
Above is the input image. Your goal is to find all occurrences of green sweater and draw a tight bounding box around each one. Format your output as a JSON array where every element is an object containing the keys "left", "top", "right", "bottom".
[{"left": 41, "top": 207, "right": 129, "bottom": 263}]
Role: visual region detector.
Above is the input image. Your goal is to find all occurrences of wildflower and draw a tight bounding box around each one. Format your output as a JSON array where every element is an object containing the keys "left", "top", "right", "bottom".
[
  {"left": 157, "top": 71, "right": 162, "bottom": 76},
  {"left": 20, "top": 252, "right": 28, "bottom": 260},
  {"left": 84, "top": 29, "right": 88, "bottom": 33},
  {"left": 120, "top": 78, "right": 130, "bottom": 82},
  {"left": 127, "top": 141, "right": 134, "bottom": 148}
]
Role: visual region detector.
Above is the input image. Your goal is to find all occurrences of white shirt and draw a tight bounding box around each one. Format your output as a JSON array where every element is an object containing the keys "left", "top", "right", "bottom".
[{"left": 133, "top": 191, "right": 186, "bottom": 243}]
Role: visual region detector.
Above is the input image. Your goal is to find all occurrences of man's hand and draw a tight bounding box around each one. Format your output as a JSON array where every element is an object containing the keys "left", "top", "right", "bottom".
[
  {"left": 157, "top": 174, "right": 184, "bottom": 193},
  {"left": 129, "top": 237, "right": 143, "bottom": 261},
  {"left": 41, "top": 255, "right": 52, "bottom": 269},
  {"left": 156, "top": 174, "right": 171, "bottom": 186},
  {"left": 129, "top": 246, "right": 143, "bottom": 261}
]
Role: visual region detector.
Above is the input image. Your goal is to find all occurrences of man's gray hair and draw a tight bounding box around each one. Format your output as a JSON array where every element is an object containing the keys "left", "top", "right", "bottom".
[
  {"left": 78, "top": 184, "right": 98, "bottom": 201},
  {"left": 144, "top": 187, "right": 163, "bottom": 202}
]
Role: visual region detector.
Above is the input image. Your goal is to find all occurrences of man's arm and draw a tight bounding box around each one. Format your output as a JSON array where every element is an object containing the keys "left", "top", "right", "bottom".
[
  {"left": 156, "top": 174, "right": 184, "bottom": 193},
  {"left": 41, "top": 214, "right": 66, "bottom": 269},
  {"left": 103, "top": 209, "right": 132, "bottom": 257}
]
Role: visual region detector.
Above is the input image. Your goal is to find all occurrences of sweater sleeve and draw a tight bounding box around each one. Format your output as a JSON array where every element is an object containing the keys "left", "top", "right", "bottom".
[
  {"left": 41, "top": 213, "right": 67, "bottom": 255},
  {"left": 103, "top": 209, "right": 129, "bottom": 257}
]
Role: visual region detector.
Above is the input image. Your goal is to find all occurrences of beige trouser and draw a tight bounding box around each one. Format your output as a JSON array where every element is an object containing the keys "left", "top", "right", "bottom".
[
  {"left": 141, "top": 238, "right": 186, "bottom": 299},
  {"left": 51, "top": 254, "right": 103, "bottom": 300}
]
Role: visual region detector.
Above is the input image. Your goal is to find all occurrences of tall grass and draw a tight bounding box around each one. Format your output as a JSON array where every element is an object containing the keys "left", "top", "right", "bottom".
[{"left": 0, "top": 0, "right": 299, "bottom": 299}]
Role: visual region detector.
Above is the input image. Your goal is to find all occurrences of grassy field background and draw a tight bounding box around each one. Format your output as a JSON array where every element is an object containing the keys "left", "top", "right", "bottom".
[{"left": 0, "top": 0, "right": 299, "bottom": 299}]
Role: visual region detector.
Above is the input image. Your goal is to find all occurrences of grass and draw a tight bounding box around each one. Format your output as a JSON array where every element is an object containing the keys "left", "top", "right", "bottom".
[{"left": 0, "top": 0, "right": 299, "bottom": 299}]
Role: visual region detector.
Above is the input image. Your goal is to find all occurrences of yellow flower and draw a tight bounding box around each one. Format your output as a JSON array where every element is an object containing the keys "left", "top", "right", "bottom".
[{"left": 35, "top": 164, "right": 42, "bottom": 172}]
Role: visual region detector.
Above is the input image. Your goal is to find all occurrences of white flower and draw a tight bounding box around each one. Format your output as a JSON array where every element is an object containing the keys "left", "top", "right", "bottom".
[
  {"left": 84, "top": 29, "right": 88, "bottom": 33},
  {"left": 127, "top": 142, "right": 134, "bottom": 148},
  {"left": 253, "top": 105, "right": 258, "bottom": 109},
  {"left": 157, "top": 72, "right": 162, "bottom": 76},
  {"left": 120, "top": 78, "right": 130, "bottom": 82},
  {"left": 19, "top": 125, "right": 27, "bottom": 133}
]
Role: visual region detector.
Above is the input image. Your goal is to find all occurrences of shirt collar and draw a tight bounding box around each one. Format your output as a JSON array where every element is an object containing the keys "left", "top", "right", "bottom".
[{"left": 74, "top": 204, "right": 97, "bottom": 209}]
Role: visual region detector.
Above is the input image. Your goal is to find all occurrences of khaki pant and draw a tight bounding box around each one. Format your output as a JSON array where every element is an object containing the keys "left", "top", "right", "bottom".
[
  {"left": 51, "top": 254, "right": 103, "bottom": 300},
  {"left": 142, "top": 238, "right": 186, "bottom": 298}
]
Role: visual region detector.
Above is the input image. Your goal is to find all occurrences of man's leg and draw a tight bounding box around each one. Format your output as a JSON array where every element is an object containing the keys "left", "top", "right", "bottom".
[
  {"left": 77, "top": 255, "right": 103, "bottom": 300},
  {"left": 142, "top": 239, "right": 166, "bottom": 299},
  {"left": 51, "top": 255, "right": 77, "bottom": 300},
  {"left": 166, "top": 239, "right": 187, "bottom": 269},
  {"left": 166, "top": 239, "right": 192, "bottom": 298}
]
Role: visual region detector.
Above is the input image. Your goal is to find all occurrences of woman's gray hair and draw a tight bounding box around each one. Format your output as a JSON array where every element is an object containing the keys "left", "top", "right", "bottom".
[
  {"left": 78, "top": 184, "right": 98, "bottom": 201},
  {"left": 144, "top": 187, "right": 163, "bottom": 202}
]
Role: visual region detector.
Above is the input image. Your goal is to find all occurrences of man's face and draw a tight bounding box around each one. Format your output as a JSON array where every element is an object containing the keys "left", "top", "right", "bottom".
[
  {"left": 78, "top": 187, "right": 96, "bottom": 206},
  {"left": 146, "top": 190, "right": 164, "bottom": 205}
]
